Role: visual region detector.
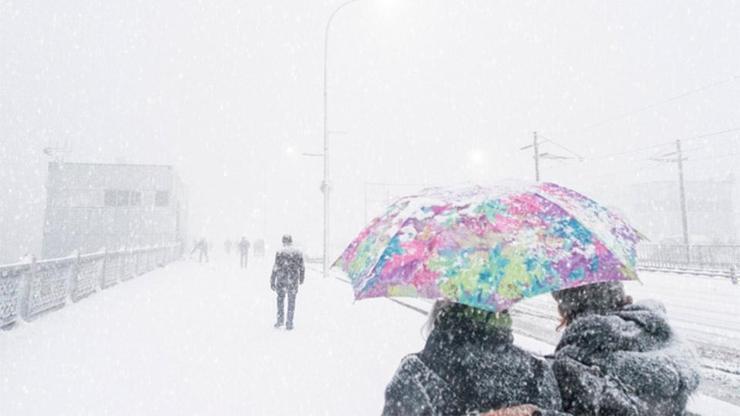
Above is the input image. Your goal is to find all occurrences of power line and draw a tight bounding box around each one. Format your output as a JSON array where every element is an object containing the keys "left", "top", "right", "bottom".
[
  {"left": 648, "top": 128, "right": 740, "bottom": 159},
  {"left": 581, "top": 142, "right": 674, "bottom": 161},
  {"left": 536, "top": 74, "right": 739, "bottom": 163},
  {"left": 521, "top": 125, "right": 738, "bottom": 185},
  {"left": 681, "top": 127, "right": 740, "bottom": 144},
  {"left": 589, "top": 126, "right": 740, "bottom": 161},
  {"left": 520, "top": 132, "right": 587, "bottom": 182},
  {"left": 584, "top": 151, "right": 738, "bottom": 186},
  {"left": 571, "top": 163, "right": 667, "bottom": 182},
  {"left": 536, "top": 134, "right": 584, "bottom": 161},
  {"left": 683, "top": 152, "right": 740, "bottom": 163},
  {"left": 574, "top": 74, "right": 740, "bottom": 133},
  {"left": 672, "top": 133, "right": 740, "bottom": 156},
  {"left": 556, "top": 144, "right": 739, "bottom": 181}
]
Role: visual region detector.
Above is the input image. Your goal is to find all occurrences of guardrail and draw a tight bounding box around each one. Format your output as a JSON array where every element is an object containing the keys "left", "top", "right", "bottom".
[
  {"left": 638, "top": 243, "right": 740, "bottom": 282},
  {"left": 0, "top": 244, "right": 182, "bottom": 330}
]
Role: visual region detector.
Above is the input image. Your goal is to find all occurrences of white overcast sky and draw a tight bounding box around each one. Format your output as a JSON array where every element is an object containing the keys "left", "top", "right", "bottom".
[{"left": 1, "top": 0, "right": 739, "bottom": 261}]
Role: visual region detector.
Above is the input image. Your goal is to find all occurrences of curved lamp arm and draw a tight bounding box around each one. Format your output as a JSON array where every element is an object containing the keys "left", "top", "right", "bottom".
[
  {"left": 323, "top": 0, "right": 364, "bottom": 152},
  {"left": 322, "top": 0, "right": 363, "bottom": 278}
]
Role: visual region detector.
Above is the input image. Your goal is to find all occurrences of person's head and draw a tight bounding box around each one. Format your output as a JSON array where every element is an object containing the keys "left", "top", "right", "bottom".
[
  {"left": 282, "top": 234, "right": 292, "bottom": 246},
  {"left": 424, "top": 300, "right": 512, "bottom": 339},
  {"left": 552, "top": 281, "right": 633, "bottom": 329}
]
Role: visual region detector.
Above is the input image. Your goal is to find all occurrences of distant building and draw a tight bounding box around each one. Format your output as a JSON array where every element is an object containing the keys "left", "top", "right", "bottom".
[
  {"left": 42, "top": 162, "right": 187, "bottom": 258},
  {"left": 627, "top": 176, "right": 737, "bottom": 244}
]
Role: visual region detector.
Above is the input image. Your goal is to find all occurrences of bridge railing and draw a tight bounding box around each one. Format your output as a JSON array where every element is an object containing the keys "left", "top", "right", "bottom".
[
  {"left": 0, "top": 244, "right": 182, "bottom": 330},
  {"left": 637, "top": 243, "right": 740, "bottom": 281}
]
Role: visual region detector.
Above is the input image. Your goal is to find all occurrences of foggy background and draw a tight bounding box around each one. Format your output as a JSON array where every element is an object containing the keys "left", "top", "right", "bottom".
[{"left": 2, "top": 0, "right": 739, "bottom": 263}]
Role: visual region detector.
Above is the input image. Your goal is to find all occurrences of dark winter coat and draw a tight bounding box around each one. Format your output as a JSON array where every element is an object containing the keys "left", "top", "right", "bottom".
[
  {"left": 552, "top": 300, "right": 700, "bottom": 416},
  {"left": 270, "top": 247, "right": 305, "bottom": 291},
  {"left": 382, "top": 313, "right": 566, "bottom": 416},
  {"left": 239, "top": 239, "right": 250, "bottom": 254}
]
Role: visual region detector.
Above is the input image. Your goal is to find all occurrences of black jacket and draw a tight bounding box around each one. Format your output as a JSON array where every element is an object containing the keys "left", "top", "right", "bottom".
[
  {"left": 239, "top": 239, "right": 250, "bottom": 254},
  {"left": 383, "top": 314, "right": 565, "bottom": 416},
  {"left": 552, "top": 300, "right": 700, "bottom": 416},
  {"left": 270, "top": 247, "right": 305, "bottom": 291}
]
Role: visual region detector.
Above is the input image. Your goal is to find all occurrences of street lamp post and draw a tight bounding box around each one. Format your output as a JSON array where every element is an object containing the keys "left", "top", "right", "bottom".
[{"left": 322, "top": 0, "right": 363, "bottom": 278}]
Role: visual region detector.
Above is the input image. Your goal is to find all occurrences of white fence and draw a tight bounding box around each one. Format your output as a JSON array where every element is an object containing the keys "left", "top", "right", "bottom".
[
  {"left": 0, "top": 244, "right": 182, "bottom": 330},
  {"left": 637, "top": 243, "right": 740, "bottom": 281}
]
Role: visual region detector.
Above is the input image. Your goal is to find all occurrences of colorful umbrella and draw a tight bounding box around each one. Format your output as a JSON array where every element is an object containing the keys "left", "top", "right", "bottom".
[{"left": 334, "top": 181, "right": 642, "bottom": 312}]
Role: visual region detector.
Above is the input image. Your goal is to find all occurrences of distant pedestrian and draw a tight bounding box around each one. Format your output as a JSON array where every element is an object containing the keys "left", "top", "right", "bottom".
[
  {"left": 270, "top": 235, "right": 305, "bottom": 330},
  {"left": 224, "top": 239, "right": 233, "bottom": 255},
  {"left": 731, "top": 265, "right": 738, "bottom": 285},
  {"left": 239, "top": 237, "right": 251, "bottom": 268},
  {"left": 551, "top": 282, "right": 700, "bottom": 416},
  {"left": 191, "top": 238, "right": 209, "bottom": 263}
]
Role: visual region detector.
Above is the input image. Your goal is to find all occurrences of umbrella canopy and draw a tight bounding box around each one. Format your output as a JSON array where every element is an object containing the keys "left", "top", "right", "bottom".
[{"left": 334, "top": 182, "right": 642, "bottom": 312}]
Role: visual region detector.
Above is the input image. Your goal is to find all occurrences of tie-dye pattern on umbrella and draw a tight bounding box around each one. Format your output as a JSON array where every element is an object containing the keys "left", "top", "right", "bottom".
[{"left": 333, "top": 182, "right": 642, "bottom": 312}]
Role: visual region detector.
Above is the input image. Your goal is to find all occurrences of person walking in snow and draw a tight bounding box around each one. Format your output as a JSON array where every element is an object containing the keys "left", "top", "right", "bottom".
[
  {"left": 191, "top": 238, "right": 209, "bottom": 263},
  {"left": 382, "top": 301, "right": 568, "bottom": 416},
  {"left": 270, "top": 235, "right": 304, "bottom": 330},
  {"left": 550, "top": 282, "right": 700, "bottom": 416},
  {"left": 238, "top": 237, "right": 251, "bottom": 269}
]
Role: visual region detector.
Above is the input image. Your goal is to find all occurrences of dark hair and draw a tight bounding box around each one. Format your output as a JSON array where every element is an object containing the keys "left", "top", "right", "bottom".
[
  {"left": 553, "top": 282, "right": 633, "bottom": 329},
  {"left": 424, "top": 300, "right": 512, "bottom": 337},
  {"left": 282, "top": 234, "right": 292, "bottom": 245}
]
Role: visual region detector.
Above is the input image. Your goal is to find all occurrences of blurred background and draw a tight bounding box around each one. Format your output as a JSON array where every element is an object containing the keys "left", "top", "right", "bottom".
[{"left": 2, "top": 0, "right": 739, "bottom": 262}]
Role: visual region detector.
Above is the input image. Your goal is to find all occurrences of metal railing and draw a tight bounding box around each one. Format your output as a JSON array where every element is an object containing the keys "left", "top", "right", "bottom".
[
  {"left": 0, "top": 244, "right": 182, "bottom": 330},
  {"left": 637, "top": 243, "right": 740, "bottom": 281}
]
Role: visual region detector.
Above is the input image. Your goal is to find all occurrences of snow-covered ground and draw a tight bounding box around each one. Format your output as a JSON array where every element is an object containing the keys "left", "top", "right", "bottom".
[
  {"left": 1, "top": 256, "right": 425, "bottom": 415},
  {"left": 1, "top": 256, "right": 738, "bottom": 415}
]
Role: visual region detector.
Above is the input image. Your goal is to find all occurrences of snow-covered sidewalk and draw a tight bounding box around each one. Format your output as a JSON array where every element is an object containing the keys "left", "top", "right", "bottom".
[
  {"left": 1, "top": 258, "right": 425, "bottom": 415},
  {"left": 1, "top": 257, "right": 738, "bottom": 415}
]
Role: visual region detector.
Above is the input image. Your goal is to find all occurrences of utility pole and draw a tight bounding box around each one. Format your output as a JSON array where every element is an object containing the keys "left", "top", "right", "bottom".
[
  {"left": 676, "top": 140, "right": 691, "bottom": 261},
  {"left": 650, "top": 140, "right": 691, "bottom": 262},
  {"left": 520, "top": 131, "right": 542, "bottom": 182}
]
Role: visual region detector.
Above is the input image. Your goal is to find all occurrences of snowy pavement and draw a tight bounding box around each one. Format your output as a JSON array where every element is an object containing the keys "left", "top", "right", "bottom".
[
  {"left": 1, "top": 257, "right": 425, "bottom": 415},
  {"left": 1, "top": 257, "right": 738, "bottom": 415}
]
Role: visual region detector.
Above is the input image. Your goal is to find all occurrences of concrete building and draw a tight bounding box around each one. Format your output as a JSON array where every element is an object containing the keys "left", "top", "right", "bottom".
[{"left": 42, "top": 162, "right": 187, "bottom": 258}]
